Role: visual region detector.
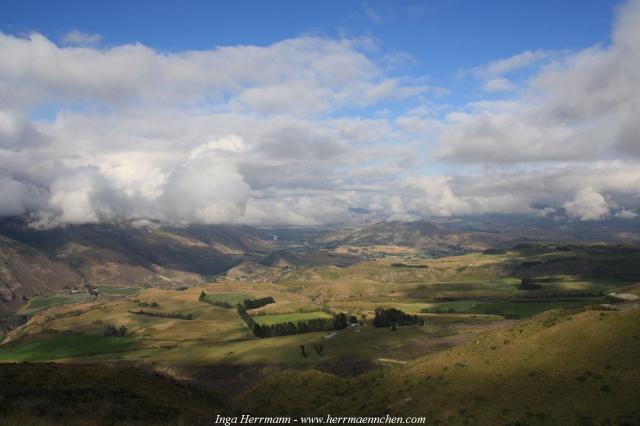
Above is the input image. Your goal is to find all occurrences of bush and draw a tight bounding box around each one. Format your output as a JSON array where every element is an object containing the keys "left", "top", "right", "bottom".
[{"left": 104, "top": 324, "right": 128, "bottom": 337}]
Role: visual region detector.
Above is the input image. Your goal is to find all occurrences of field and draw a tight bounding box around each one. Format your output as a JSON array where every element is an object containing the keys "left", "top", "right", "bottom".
[
  {"left": 418, "top": 299, "right": 591, "bottom": 318},
  {"left": 253, "top": 311, "right": 332, "bottom": 325},
  {"left": 241, "top": 308, "right": 640, "bottom": 424},
  {"left": 200, "top": 291, "right": 253, "bottom": 306},
  {"left": 0, "top": 334, "right": 136, "bottom": 362},
  {"left": 19, "top": 294, "right": 90, "bottom": 315},
  {"left": 96, "top": 286, "right": 140, "bottom": 296}
]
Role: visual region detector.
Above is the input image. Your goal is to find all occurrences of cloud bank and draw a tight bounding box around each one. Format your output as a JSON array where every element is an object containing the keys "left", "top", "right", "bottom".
[{"left": 1, "top": 0, "right": 639, "bottom": 227}]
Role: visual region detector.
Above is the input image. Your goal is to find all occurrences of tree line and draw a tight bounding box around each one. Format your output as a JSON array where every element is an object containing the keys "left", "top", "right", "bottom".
[
  {"left": 237, "top": 304, "right": 348, "bottom": 338},
  {"left": 243, "top": 296, "right": 275, "bottom": 310},
  {"left": 199, "top": 291, "right": 276, "bottom": 310},
  {"left": 128, "top": 309, "right": 194, "bottom": 320}
]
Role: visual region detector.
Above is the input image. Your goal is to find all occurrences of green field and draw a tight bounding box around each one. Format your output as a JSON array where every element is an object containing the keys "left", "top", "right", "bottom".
[
  {"left": 253, "top": 311, "right": 333, "bottom": 326},
  {"left": 19, "top": 295, "right": 86, "bottom": 315},
  {"left": 0, "top": 334, "right": 136, "bottom": 362},
  {"left": 96, "top": 286, "right": 140, "bottom": 295},
  {"left": 419, "top": 300, "right": 588, "bottom": 318},
  {"left": 200, "top": 292, "right": 253, "bottom": 306}
]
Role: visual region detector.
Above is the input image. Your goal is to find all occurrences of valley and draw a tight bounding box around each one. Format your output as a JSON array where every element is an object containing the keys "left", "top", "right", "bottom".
[{"left": 0, "top": 219, "right": 639, "bottom": 424}]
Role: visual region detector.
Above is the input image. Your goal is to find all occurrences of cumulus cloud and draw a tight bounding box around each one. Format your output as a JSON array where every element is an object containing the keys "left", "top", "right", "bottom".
[
  {"left": 563, "top": 188, "right": 610, "bottom": 221},
  {"left": 1, "top": 1, "right": 639, "bottom": 227},
  {"left": 616, "top": 209, "right": 639, "bottom": 219},
  {"left": 439, "top": 0, "right": 640, "bottom": 164}
]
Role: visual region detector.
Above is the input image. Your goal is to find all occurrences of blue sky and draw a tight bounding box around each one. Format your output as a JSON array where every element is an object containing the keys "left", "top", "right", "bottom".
[
  {"left": 1, "top": 0, "right": 639, "bottom": 226},
  {"left": 2, "top": 0, "right": 620, "bottom": 87}
]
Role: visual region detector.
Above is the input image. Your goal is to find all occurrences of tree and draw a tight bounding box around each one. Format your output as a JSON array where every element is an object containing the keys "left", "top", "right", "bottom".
[
  {"left": 373, "top": 308, "right": 420, "bottom": 328},
  {"left": 103, "top": 324, "right": 117, "bottom": 337}
]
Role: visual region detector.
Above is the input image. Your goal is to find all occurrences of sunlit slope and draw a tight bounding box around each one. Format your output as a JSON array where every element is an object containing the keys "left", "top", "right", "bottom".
[{"left": 242, "top": 307, "right": 640, "bottom": 425}]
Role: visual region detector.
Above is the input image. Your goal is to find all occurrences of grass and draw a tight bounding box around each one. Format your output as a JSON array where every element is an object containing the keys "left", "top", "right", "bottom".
[
  {"left": 241, "top": 308, "right": 640, "bottom": 424},
  {"left": 200, "top": 292, "right": 253, "bottom": 306},
  {"left": 4, "top": 244, "right": 638, "bottom": 369},
  {"left": 0, "top": 363, "right": 223, "bottom": 424},
  {"left": 419, "top": 300, "right": 590, "bottom": 318},
  {"left": 0, "top": 334, "right": 136, "bottom": 362},
  {"left": 1, "top": 243, "right": 639, "bottom": 423},
  {"left": 19, "top": 295, "right": 85, "bottom": 315},
  {"left": 96, "top": 286, "right": 140, "bottom": 295},
  {"left": 253, "top": 311, "right": 332, "bottom": 326}
]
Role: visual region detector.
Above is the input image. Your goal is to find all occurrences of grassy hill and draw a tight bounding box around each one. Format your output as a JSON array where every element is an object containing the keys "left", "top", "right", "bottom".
[
  {"left": 0, "top": 362, "right": 222, "bottom": 425},
  {"left": 241, "top": 307, "right": 640, "bottom": 425},
  {"left": 0, "top": 241, "right": 638, "bottom": 424}
]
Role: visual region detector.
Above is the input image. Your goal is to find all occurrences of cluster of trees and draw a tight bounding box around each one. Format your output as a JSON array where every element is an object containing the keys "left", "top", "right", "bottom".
[
  {"left": 421, "top": 307, "right": 457, "bottom": 314},
  {"left": 483, "top": 248, "right": 506, "bottom": 255},
  {"left": 373, "top": 308, "right": 424, "bottom": 328},
  {"left": 243, "top": 296, "right": 275, "bottom": 310},
  {"left": 199, "top": 291, "right": 232, "bottom": 308},
  {"left": 237, "top": 305, "right": 348, "bottom": 338},
  {"left": 137, "top": 301, "right": 160, "bottom": 308},
  {"left": 519, "top": 278, "right": 544, "bottom": 290},
  {"left": 103, "top": 324, "right": 127, "bottom": 337},
  {"left": 128, "top": 310, "right": 194, "bottom": 320},
  {"left": 85, "top": 283, "right": 99, "bottom": 297},
  {"left": 519, "top": 291, "right": 604, "bottom": 299},
  {"left": 390, "top": 263, "right": 429, "bottom": 269}
]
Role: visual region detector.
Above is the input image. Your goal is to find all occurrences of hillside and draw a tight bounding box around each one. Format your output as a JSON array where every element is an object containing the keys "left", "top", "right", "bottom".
[
  {"left": 0, "top": 219, "right": 287, "bottom": 314},
  {"left": 0, "top": 362, "right": 222, "bottom": 425},
  {"left": 241, "top": 307, "right": 640, "bottom": 425},
  {"left": 0, "top": 235, "right": 81, "bottom": 315},
  {"left": 319, "top": 217, "right": 640, "bottom": 257},
  {"left": 319, "top": 220, "right": 532, "bottom": 256},
  {"left": 0, "top": 240, "right": 639, "bottom": 424}
]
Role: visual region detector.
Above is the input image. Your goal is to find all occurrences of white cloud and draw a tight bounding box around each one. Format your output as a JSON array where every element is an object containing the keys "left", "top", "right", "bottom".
[
  {"left": 61, "top": 30, "right": 102, "bottom": 46},
  {"left": 472, "top": 49, "right": 549, "bottom": 79},
  {"left": 439, "top": 0, "right": 640, "bottom": 164},
  {"left": 616, "top": 209, "right": 639, "bottom": 219},
  {"left": 563, "top": 188, "right": 610, "bottom": 221},
  {"left": 0, "top": 1, "right": 639, "bottom": 227},
  {"left": 482, "top": 77, "right": 517, "bottom": 92}
]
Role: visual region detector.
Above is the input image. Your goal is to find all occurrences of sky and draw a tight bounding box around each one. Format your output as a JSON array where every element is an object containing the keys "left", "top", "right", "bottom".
[{"left": 1, "top": 0, "right": 639, "bottom": 227}]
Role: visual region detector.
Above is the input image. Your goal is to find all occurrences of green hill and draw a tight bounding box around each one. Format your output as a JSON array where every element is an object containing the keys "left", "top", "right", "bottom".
[{"left": 241, "top": 307, "right": 640, "bottom": 425}]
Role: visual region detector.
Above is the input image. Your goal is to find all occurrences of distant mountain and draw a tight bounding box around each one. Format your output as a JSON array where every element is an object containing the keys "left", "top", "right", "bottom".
[
  {"left": 0, "top": 218, "right": 282, "bottom": 314},
  {"left": 318, "top": 216, "right": 640, "bottom": 255},
  {"left": 319, "top": 220, "right": 506, "bottom": 255}
]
